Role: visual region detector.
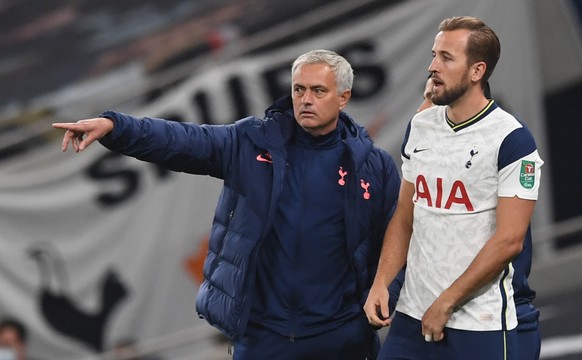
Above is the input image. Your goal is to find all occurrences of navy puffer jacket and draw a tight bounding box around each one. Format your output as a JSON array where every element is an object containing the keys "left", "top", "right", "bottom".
[{"left": 99, "top": 96, "right": 401, "bottom": 340}]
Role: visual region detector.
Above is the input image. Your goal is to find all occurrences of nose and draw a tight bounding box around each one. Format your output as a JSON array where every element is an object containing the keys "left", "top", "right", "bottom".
[
  {"left": 428, "top": 57, "right": 438, "bottom": 74},
  {"left": 301, "top": 90, "right": 314, "bottom": 104}
]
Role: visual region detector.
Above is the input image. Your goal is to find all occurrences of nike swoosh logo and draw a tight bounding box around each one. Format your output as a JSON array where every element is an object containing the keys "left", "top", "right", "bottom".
[
  {"left": 256, "top": 154, "right": 273, "bottom": 163},
  {"left": 413, "top": 147, "right": 430, "bottom": 153}
]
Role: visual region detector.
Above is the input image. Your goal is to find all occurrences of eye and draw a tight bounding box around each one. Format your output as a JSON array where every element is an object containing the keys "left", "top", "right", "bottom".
[
  {"left": 294, "top": 87, "right": 305, "bottom": 96},
  {"left": 441, "top": 52, "right": 454, "bottom": 61},
  {"left": 314, "top": 88, "right": 326, "bottom": 96}
]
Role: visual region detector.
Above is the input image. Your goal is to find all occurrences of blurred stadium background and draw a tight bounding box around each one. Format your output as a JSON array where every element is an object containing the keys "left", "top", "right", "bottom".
[{"left": 0, "top": 0, "right": 581, "bottom": 359}]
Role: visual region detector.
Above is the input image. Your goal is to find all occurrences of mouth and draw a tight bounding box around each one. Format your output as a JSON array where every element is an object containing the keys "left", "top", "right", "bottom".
[
  {"left": 431, "top": 77, "right": 444, "bottom": 89},
  {"left": 300, "top": 110, "right": 315, "bottom": 117}
]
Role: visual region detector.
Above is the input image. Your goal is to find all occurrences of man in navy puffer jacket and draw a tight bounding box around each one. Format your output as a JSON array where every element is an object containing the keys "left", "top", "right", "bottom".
[{"left": 53, "top": 50, "right": 402, "bottom": 360}]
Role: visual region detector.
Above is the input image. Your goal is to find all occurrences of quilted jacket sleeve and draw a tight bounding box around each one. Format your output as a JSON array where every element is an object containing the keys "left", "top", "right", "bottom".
[{"left": 98, "top": 111, "right": 239, "bottom": 179}]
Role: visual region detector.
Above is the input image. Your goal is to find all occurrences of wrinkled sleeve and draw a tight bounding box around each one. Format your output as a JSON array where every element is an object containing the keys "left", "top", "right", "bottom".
[{"left": 99, "top": 110, "right": 238, "bottom": 178}]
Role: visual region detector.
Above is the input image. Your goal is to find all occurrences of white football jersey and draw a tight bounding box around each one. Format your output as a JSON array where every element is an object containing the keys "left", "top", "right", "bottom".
[{"left": 396, "top": 100, "right": 543, "bottom": 331}]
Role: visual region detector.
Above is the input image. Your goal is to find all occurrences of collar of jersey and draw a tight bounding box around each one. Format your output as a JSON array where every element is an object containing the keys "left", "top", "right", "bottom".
[{"left": 445, "top": 100, "right": 497, "bottom": 132}]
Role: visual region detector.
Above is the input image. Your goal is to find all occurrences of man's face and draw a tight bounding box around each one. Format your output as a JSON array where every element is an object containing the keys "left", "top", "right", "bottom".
[
  {"left": 0, "top": 328, "right": 24, "bottom": 360},
  {"left": 428, "top": 29, "right": 472, "bottom": 106},
  {"left": 291, "top": 63, "right": 350, "bottom": 136},
  {"left": 417, "top": 77, "right": 435, "bottom": 112}
]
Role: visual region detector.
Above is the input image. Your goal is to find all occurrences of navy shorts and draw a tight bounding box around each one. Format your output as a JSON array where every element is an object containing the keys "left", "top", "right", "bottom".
[
  {"left": 234, "top": 314, "right": 379, "bottom": 360},
  {"left": 378, "top": 311, "right": 517, "bottom": 360}
]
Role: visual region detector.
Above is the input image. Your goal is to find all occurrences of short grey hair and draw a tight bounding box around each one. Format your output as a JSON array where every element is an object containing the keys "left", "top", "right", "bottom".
[{"left": 291, "top": 50, "right": 353, "bottom": 94}]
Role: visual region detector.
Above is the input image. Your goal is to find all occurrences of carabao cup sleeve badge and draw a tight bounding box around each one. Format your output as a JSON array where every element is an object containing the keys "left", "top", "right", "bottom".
[{"left": 520, "top": 160, "right": 535, "bottom": 188}]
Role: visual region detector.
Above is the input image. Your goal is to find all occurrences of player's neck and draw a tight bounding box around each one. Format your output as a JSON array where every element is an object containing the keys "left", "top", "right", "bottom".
[{"left": 446, "top": 93, "right": 490, "bottom": 125}]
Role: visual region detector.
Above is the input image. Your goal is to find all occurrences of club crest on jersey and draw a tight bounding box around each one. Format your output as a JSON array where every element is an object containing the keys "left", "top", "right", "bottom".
[
  {"left": 520, "top": 160, "right": 535, "bottom": 188},
  {"left": 465, "top": 149, "right": 479, "bottom": 169}
]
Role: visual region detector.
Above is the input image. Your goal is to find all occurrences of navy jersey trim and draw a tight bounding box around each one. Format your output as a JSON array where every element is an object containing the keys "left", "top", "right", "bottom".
[
  {"left": 498, "top": 126, "right": 537, "bottom": 171},
  {"left": 446, "top": 100, "right": 497, "bottom": 132},
  {"left": 401, "top": 119, "right": 413, "bottom": 160}
]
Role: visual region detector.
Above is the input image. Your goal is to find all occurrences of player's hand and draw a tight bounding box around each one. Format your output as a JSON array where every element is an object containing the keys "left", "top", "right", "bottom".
[
  {"left": 363, "top": 281, "right": 392, "bottom": 328},
  {"left": 52, "top": 118, "right": 114, "bottom": 152},
  {"left": 421, "top": 295, "right": 453, "bottom": 342}
]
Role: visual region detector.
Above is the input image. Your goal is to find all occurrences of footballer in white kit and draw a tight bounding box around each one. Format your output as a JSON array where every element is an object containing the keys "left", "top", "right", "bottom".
[{"left": 396, "top": 100, "right": 544, "bottom": 331}]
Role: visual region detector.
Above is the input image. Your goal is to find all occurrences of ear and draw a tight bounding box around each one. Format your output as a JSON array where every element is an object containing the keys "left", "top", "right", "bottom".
[
  {"left": 470, "top": 62, "right": 486, "bottom": 83},
  {"left": 338, "top": 90, "right": 351, "bottom": 111}
]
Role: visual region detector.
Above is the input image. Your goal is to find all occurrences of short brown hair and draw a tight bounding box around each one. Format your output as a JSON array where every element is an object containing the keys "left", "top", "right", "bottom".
[{"left": 438, "top": 16, "right": 500, "bottom": 86}]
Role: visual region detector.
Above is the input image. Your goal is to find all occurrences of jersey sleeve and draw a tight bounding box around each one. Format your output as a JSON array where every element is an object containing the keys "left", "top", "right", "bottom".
[{"left": 497, "top": 127, "right": 544, "bottom": 199}]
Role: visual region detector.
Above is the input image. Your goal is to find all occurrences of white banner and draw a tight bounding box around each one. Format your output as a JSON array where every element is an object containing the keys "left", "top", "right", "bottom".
[{"left": 0, "top": 0, "right": 545, "bottom": 358}]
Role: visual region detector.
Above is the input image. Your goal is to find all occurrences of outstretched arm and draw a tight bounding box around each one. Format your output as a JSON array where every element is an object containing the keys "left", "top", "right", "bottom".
[
  {"left": 52, "top": 118, "right": 114, "bottom": 153},
  {"left": 54, "top": 112, "right": 239, "bottom": 177}
]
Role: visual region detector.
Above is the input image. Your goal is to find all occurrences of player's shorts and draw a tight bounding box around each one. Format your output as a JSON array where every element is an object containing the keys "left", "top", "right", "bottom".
[{"left": 378, "top": 311, "right": 517, "bottom": 360}]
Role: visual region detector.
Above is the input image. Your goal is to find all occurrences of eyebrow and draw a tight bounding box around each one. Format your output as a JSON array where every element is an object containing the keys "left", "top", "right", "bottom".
[
  {"left": 294, "top": 83, "right": 328, "bottom": 90},
  {"left": 434, "top": 49, "right": 454, "bottom": 57}
]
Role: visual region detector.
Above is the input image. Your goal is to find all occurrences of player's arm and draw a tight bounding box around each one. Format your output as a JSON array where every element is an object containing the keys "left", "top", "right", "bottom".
[
  {"left": 364, "top": 179, "right": 414, "bottom": 326},
  {"left": 422, "top": 196, "right": 535, "bottom": 341}
]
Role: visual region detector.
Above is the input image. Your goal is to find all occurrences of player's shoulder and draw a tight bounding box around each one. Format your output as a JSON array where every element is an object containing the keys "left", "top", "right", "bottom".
[
  {"left": 409, "top": 105, "right": 444, "bottom": 130},
  {"left": 487, "top": 105, "right": 525, "bottom": 132},
  {"left": 414, "top": 105, "right": 443, "bottom": 120}
]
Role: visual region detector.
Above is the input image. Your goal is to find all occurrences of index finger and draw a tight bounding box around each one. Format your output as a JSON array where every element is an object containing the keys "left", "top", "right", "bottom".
[{"left": 52, "top": 122, "right": 83, "bottom": 131}]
